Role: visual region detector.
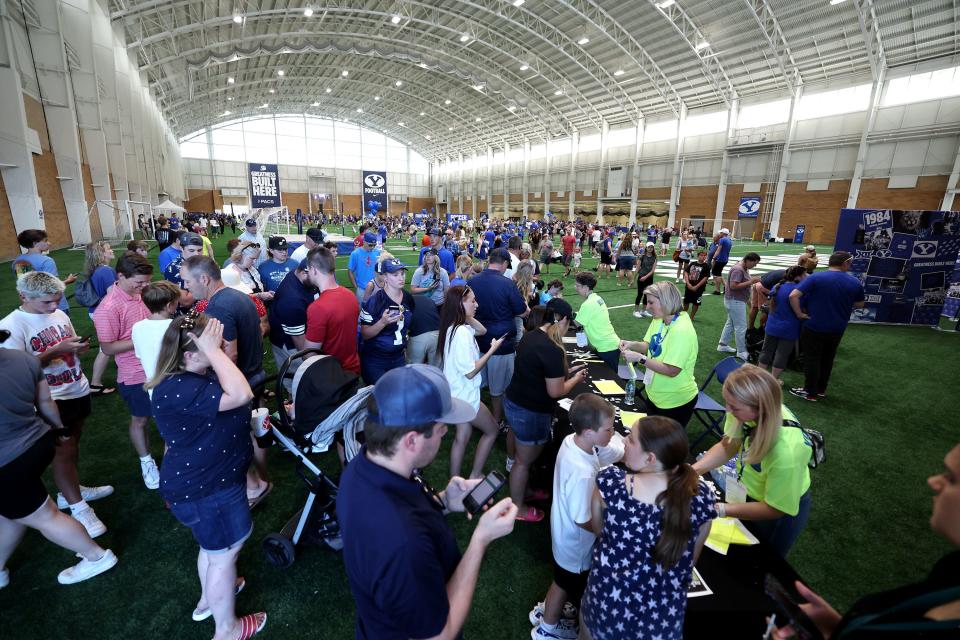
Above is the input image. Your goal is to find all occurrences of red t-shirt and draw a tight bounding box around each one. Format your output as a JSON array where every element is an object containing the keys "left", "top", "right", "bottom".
[
  {"left": 305, "top": 286, "right": 361, "bottom": 373},
  {"left": 561, "top": 234, "right": 576, "bottom": 255}
]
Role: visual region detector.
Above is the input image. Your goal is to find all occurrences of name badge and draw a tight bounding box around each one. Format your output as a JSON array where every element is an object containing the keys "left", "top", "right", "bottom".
[{"left": 726, "top": 477, "right": 748, "bottom": 504}]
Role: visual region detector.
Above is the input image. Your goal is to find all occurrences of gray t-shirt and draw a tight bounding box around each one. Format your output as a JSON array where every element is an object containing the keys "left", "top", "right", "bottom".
[
  {"left": 725, "top": 263, "right": 751, "bottom": 303},
  {"left": 0, "top": 349, "right": 49, "bottom": 467},
  {"left": 411, "top": 267, "right": 450, "bottom": 307}
]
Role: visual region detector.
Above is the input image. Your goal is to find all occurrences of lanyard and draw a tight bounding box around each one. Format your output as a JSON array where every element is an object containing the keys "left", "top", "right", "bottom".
[{"left": 649, "top": 313, "right": 680, "bottom": 357}]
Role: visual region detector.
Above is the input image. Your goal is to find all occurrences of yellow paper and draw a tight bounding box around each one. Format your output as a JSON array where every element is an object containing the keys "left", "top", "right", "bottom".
[
  {"left": 619, "top": 411, "right": 647, "bottom": 428},
  {"left": 593, "top": 379, "right": 625, "bottom": 395},
  {"left": 706, "top": 517, "right": 756, "bottom": 552}
]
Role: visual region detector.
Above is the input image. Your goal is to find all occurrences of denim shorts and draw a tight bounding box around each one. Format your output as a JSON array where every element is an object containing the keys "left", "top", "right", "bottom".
[
  {"left": 616, "top": 256, "right": 636, "bottom": 271},
  {"left": 503, "top": 395, "right": 553, "bottom": 446},
  {"left": 170, "top": 483, "right": 253, "bottom": 554},
  {"left": 481, "top": 353, "right": 515, "bottom": 397},
  {"left": 118, "top": 382, "right": 151, "bottom": 418}
]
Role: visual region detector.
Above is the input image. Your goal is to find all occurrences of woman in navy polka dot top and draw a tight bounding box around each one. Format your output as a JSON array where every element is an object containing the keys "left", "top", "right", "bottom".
[{"left": 580, "top": 416, "right": 715, "bottom": 640}]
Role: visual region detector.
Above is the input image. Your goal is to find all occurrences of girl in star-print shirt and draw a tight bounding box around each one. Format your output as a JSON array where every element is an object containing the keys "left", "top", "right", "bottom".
[{"left": 581, "top": 416, "right": 715, "bottom": 640}]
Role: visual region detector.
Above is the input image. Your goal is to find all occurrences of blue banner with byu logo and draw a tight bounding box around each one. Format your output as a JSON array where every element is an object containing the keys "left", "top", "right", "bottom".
[
  {"left": 835, "top": 209, "right": 960, "bottom": 325},
  {"left": 248, "top": 163, "right": 281, "bottom": 208},
  {"left": 738, "top": 196, "right": 761, "bottom": 218},
  {"left": 362, "top": 171, "right": 388, "bottom": 216}
]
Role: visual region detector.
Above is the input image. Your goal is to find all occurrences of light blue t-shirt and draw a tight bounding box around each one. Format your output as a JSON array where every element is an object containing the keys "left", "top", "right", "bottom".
[
  {"left": 11, "top": 253, "right": 69, "bottom": 313},
  {"left": 258, "top": 258, "right": 299, "bottom": 292},
  {"left": 348, "top": 247, "right": 381, "bottom": 290}
]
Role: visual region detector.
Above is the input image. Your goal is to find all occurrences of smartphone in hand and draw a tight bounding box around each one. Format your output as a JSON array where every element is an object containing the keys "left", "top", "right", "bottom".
[
  {"left": 763, "top": 574, "right": 824, "bottom": 640},
  {"left": 464, "top": 470, "right": 507, "bottom": 515}
]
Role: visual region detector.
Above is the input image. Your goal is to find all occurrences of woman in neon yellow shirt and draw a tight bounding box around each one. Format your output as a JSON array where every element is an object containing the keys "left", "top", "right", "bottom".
[
  {"left": 573, "top": 272, "right": 621, "bottom": 372},
  {"left": 620, "top": 281, "right": 699, "bottom": 427},
  {"left": 692, "top": 365, "right": 812, "bottom": 557}
]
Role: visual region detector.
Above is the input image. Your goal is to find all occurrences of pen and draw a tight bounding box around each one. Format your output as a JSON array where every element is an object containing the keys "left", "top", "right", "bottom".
[{"left": 763, "top": 614, "right": 776, "bottom": 640}]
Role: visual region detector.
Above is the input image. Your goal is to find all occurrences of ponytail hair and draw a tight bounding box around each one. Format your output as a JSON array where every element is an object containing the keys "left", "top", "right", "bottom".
[{"left": 636, "top": 416, "right": 700, "bottom": 569}]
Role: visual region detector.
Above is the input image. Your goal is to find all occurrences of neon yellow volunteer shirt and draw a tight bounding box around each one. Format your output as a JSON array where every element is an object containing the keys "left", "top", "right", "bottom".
[
  {"left": 576, "top": 292, "right": 620, "bottom": 352},
  {"left": 723, "top": 405, "right": 812, "bottom": 516},
  {"left": 641, "top": 312, "right": 698, "bottom": 409}
]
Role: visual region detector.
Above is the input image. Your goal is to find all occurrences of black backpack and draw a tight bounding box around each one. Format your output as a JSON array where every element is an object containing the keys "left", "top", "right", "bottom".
[
  {"left": 74, "top": 276, "right": 101, "bottom": 308},
  {"left": 783, "top": 419, "right": 825, "bottom": 468}
]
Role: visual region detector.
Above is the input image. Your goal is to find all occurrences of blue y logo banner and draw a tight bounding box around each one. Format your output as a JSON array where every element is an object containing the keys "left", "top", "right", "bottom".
[{"left": 362, "top": 171, "right": 388, "bottom": 216}]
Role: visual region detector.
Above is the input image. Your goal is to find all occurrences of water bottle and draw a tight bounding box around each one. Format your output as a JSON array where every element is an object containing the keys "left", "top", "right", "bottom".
[{"left": 624, "top": 379, "right": 635, "bottom": 406}]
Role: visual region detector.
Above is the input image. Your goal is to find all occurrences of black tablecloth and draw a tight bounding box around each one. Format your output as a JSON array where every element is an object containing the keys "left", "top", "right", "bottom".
[{"left": 541, "top": 344, "right": 803, "bottom": 636}]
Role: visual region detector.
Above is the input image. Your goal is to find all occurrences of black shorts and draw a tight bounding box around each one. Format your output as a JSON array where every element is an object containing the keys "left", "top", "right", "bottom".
[
  {"left": 599, "top": 252, "right": 613, "bottom": 265},
  {"left": 711, "top": 260, "right": 728, "bottom": 277},
  {"left": 54, "top": 394, "right": 92, "bottom": 437},
  {"left": 0, "top": 431, "right": 55, "bottom": 519},
  {"left": 553, "top": 559, "right": 589, "bottom": 605},
  {"left": 683, "top": 288, "right": 703, "bottom": 306}
]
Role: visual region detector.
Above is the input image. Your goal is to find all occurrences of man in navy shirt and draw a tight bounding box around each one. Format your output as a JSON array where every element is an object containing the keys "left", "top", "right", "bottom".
[
  {"left": 788, "top": 251, "right": 865, "bottom": 402},
  {"left": 257, "top": 236, "right": 299, "bottom": 293},
  {"left": 336, "top": 364, "right": 518, "bottom": 640},
  {"left": 469, "top": 248, "right": 528, "bottom": 424},
  {"left": 268, "top": 260, "right": 317, "bottom": 376},
  {"left": 710, "top": 227, "right": 733, "bottom": 294}
]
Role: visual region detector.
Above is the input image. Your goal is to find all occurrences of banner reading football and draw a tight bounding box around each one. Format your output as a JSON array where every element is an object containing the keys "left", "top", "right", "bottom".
[
  {"left": 249, "top": 163, "right": 281, "bottom": 208},
  {"left": 362, "top": 171, "right": 388, "bottom": 216},
  {"left": 834, "top": 208, "right": 960, "bottom": 325}
]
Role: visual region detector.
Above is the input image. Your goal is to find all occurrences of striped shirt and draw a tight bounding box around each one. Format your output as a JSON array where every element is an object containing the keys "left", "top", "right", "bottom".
[{"left": 92, "top": 284, "right": 150, "bottom": 384}]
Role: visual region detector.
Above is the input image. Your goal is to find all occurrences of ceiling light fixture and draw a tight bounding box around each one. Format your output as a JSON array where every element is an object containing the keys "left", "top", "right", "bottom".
[
  {"left": 303, "top": 7, "right": 314, "bottom": 17},
  {"left": 227, "top": 97, "right": 233, "bottom": 101},
  {"left": 398, "top": 121, "right": 405, "bottom": 126},
  {"left": 695, "top": 40, "right": 709, "bottom": 51},
  {"left": 448, "top": 126, "right": 454, "bottom": 131},
  {"left": 311, "top": 101, "right": 320, "bottom": 106},
  {"left": 419, "top": 111, "right": 426, "bottom": 116},
  {"left": 577, "top": 36, "right": 590, "bottom": 45},
  {"left": 513, "top": 0, "right": 525, "bottom": 6},
  {"left": 425, "top": 135, "right": 431, "bottom": 140},
  {"left": 222, "top": 110, "right": 231, "bottom": 116},
  {"left": 459, "top": 34, "right": 470, "bottom": 43},
  {"left": 395, "top": 80, "right": 403, "bottom": 87},
  {"left": 655, "top": 0, "right": 675, "bottom": 8},
  {"left": 374, "top": 96, "right": 381, "bottom": 101},
  {"left": 356, "top": 107, "right": 363, "bottom": 113},
  {"left": 444, "top": 99, "right": 452, "bottom": 105},
  {"left": 269, "top": 89, "right": 275, "bottom": 94},
  {"left": 829, "top": 0, "right": 849, "bottom": 4},
  {"left": 277, "top": 69, "right": 285, "bottom": 76},
  {"left": 341, "top": 70, "right": 349, "bottom": 77},
  {"left": 519, "top": 63, "right": 529, "bottom": 71},
  {"left": 391, "top": 14, "right": 401, "bottom": 24},
  {"left": 613, "top": 68, "right": 625, "bottom": 76},
  {"left": 232, "top": 14, "right": 243, "bottom": 24},
  {"left": 227, "top": 76, "right": 235, "bottom": 84},
  {"left": 554, "top": 89, "right": 563, "bottom": 96},
  {"left": 507, "top": 105, "right": 516, "bottom": 111},
  {"left": 325, "top": 87, "right": 332, "bottom": 93},
  {"left": 259, "top": 103, "right": 268, "bottom": 108},
  {"left": 475, "top": 117, "right": 482, "bottom": 122}
]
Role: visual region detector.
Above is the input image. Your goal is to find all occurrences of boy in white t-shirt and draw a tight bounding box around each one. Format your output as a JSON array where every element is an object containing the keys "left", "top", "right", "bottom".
[
  {"left": 132, "top": 281, "right": 180, "bottom": 396},
  {"left": 0, "top": 272, "right": 112, "bottom": 538},
  {"left": 531, "top": 394, "right": 624, "bottom": 639}
]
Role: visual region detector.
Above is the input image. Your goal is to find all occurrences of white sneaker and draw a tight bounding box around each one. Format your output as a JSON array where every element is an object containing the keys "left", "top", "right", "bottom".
[
  {"left": 531, "top": 619, "right": 578, "bottom": 639},
  {"left": 632, "top": 311, "right": 642, "bottom": 318},
  {"left": 71, "top": 507, "right": 107, "bottom": 538},
  {"left": 505, "top": 458, "right": 515, "bottom": 473},
  {"left": 140, "top": 459, "right": 160, "bottom": 490},
  {"left": 529, "top": 601, "right": 579, "bottom": 626},
  {"left": 717, "top": 344, "right": 737, "bottom": 353},
  {"left": 0, "top": 568, "right": 8, "bottom": 589},
  {"left": 675, "top": 277, "right": 681, "bottom": 283},
  {"left": 57, "top": 549, "right": 118, "bottom": 585},
  {"left": 57, "top": 485, "right": 115, "bottom": 510},
  {"left": 736, "top": 352, "right": 750, "bottom": 360}
]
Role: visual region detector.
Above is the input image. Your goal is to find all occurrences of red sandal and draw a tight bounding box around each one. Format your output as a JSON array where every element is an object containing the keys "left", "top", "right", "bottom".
[
  {"left": 231, "top": 612, "right": 267, "bottom": 640},
  {"left": 515, "top": 506, "right": 545, "bottom": 522}
]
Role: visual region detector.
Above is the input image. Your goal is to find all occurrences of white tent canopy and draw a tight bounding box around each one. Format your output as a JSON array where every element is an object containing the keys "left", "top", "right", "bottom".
[{"left": 156, "top": 198, "right": 186, "bottom": 213}]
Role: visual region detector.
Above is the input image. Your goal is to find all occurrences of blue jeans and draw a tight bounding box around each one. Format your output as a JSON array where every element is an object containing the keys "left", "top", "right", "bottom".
[
  {"left": 720, "top": 298, "right": 748, "bottom": 354},
  {"left": 745, "top": 489, "right": 812, "bottom": 558},
  {"left": 361, "top": 351, "right": 406, "bottom": 385}
]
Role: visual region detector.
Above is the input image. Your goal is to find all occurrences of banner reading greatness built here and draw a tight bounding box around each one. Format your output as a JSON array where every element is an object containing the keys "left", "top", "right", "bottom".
[{"left": 249, "top": 163, "right": 282, "bottom": 208}]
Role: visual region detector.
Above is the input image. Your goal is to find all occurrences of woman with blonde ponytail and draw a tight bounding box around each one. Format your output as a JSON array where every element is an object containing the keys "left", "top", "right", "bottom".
[
  {"left": 581, "top": 416, "right": 714, "bottom": 640},
  {"left": 692, "top": 364, "right": 812, "bottom": 557}
]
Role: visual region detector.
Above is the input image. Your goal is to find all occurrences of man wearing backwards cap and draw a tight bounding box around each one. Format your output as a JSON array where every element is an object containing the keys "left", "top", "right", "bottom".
[
  {"left": 348, "top": 231, "right": 382, "bottom": 304},
  {"left": 289, "top": 227, "right": 325, "bottom": 264},
  {"left": 337, "top": 364, "right": 518, "bottom": 640},
  {"left": 238, "top": 218, "right": 267, "bottom": 266}
]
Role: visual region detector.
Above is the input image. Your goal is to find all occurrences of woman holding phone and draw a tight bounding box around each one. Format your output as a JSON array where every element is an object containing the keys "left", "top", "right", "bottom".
[
  {"left": 411, "top": 249, "right": 450, "bottom": 307},
  {"left": 146, "top": 313, "right": 266, "bottom": 639},
  {"left": 359, "top": 258, "right": 415, "bottom": 384},
  {"left": 503, "top": 299, "right": 588, "bottom": 522},
  {"left": 437, "top": 285, "right": 505, "bottom": 480}
]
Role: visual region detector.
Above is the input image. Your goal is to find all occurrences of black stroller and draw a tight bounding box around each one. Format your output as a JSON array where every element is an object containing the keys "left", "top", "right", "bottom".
[{"left": 261, "top": 349, "right": 370, "bottom": 568}]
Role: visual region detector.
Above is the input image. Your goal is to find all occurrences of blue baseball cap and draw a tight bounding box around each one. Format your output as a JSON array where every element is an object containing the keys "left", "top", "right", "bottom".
[
  {"left": 375, "top": 257, "right": 409, "bottom": 274},
  {"left": 369, "top": 364, "right": 475, "bottom": 427},
  {"left": 363, "top": 231, "right": 378, "bottom": 244}
]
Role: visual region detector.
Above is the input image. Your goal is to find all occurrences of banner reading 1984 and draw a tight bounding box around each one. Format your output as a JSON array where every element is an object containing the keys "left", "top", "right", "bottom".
[{"left": 249, "top": 163, "right": 282, "bottom": 208}]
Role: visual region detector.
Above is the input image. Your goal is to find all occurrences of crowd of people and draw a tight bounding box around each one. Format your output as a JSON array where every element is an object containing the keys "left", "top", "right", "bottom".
[{"left": 0, "top": 217, "right": 954, "bottom": 640}]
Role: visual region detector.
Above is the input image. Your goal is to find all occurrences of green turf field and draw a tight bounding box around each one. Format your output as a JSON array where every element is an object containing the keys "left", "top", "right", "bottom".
[{"left": 0, "top": 231, "right": 955, "bottom": 639}]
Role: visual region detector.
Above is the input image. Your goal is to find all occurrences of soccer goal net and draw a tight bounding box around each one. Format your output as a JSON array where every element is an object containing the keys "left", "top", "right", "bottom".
[
  {"left": 255, "top": 207, "right": 291, "bottom": 237},
  {"left": 71, "top": 199, "right": 155, "bottom": 250},
  {"left": 678, "top": 218, "right": 742, "bottom": 241}
]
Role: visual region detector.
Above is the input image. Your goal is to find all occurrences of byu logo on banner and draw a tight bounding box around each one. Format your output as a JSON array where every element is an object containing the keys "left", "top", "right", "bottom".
[
  {"left": 738, "top": 197, "right": 761, "bottom": 217},
  {"left": 364, "top": 174, "right": 385, "bottom": 189},
  {"left": 912, "top": 240, "right": 938, "bottom": 258}
]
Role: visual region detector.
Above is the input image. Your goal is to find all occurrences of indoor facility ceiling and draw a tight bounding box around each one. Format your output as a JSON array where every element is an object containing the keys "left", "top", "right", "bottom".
[{"left": 109, "top": 0, "right": 960, "bottom": 160}]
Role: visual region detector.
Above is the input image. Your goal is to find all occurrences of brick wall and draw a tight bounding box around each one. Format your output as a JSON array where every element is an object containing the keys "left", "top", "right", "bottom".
[{"left": 281, "top": 192, "right": 309, "bottom": 216}]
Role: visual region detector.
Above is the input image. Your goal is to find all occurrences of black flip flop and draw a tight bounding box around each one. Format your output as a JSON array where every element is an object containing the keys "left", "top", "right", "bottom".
[{"left": 89, "top": 385, "right": 116, "bottom": 396}]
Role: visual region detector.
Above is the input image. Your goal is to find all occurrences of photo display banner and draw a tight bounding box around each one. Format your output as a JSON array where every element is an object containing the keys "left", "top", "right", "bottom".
[
  {"left": 248, "top": 163, "right": 281, "bottom": 208},
  {"left": 362, "top": 170, "right": 388, "bottom": 216},
  {"left": 834, "top": 208, "right": 960, "bottom": 325}
]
